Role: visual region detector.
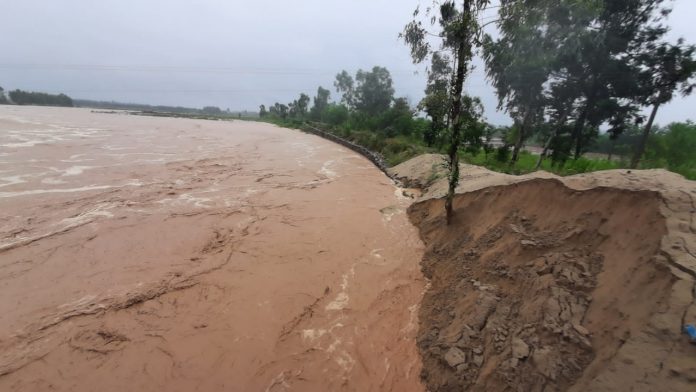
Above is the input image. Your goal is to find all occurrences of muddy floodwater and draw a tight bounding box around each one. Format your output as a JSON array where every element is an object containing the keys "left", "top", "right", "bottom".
[{"left": 0, "top": 106, "right": 425, "bottom": 391}]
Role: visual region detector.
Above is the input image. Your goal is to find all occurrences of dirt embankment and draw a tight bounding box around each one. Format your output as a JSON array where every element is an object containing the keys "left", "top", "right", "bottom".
[{"left": 391, "top": 155, "right": 696, "bottom": 391}]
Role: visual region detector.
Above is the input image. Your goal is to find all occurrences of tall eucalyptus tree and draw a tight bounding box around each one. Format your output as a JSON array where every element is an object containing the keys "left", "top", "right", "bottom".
[
  {"left": 631, "top": 40, "right": 696, "bottom": 168},
  {"left": 402, "top": 0, "right": 491, "bottom": 224}
]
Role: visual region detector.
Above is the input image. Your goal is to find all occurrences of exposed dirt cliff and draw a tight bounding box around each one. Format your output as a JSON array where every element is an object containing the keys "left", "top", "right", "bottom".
[{"left": 390, "top": 155, "right": 696, "bottom": 391}]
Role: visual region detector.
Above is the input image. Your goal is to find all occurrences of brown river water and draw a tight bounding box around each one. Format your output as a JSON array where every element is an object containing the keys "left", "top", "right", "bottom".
[{"left": 0, "top": 106, "right": 425, "bottom": 391}]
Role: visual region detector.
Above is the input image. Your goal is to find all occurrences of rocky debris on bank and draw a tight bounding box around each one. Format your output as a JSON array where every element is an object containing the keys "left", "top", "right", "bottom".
[
  {"left": 392, "top": 154, "right": 696, "bottom": 391},
  {"left": 301, "top": 124, "right": 392, "bottom": 178}
]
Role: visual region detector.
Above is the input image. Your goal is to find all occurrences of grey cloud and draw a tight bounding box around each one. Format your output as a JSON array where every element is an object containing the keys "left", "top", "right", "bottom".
[{"left": 1, "top": 0, "right": 695, "bottom": 125}]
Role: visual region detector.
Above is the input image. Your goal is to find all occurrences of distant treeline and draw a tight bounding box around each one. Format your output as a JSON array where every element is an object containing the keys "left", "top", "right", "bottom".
[
  {"left": 0, "top": 87, "right": 73, "bottom": 107},
  {"left": 73, "top": 99, "right": 255, "bottom": 118},
  {"left": 74, "top": 99, "right": 200, "bottom": 114}
]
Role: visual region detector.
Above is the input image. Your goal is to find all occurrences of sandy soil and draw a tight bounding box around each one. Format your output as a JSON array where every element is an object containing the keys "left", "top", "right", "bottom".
[
  {"left": 0, "top": 106, "right": 425, "bottom": 391},
  {"left": 390, "top": 155, "right": 696, "bottom": 391}
]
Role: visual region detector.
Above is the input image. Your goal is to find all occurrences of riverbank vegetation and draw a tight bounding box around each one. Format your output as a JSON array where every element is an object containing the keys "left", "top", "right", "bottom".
[
  {"left": 259, "top": 65, "right": 696, "bottom": 180},
  {"left": 73, "top": 99, "right": 254, "bottom": 119},
  {"left": 0, "top": 88, "right": 73, "bottom": 107},
  {"left": 260, "top": 0, "right": 696, "bottom": 182}
]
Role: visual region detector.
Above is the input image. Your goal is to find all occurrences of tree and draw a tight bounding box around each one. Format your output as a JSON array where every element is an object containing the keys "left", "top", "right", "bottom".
[
  {"left": 334, "top": 70, "right": 355, "bottom": 107},
  {"left": 310, "top": 86, "right": 331, "bottom": 120},
  {"left": 354, "top": 66, "right": 395, "bottom": 117},
  {"left": 273, "top": 103, "right": 288, "bottom": 119},
  {"left": 483, "top": 0, "right": 552, "bottom": 166},
  {"left": 495, "top": 0, "right": 678, "bottom": 165},
  {"left": 419, "top": 52, "right": 452, "bottom": 146},
  {"left": 630, "top": 40, "right": 696, "bottom": 168},
  {"left": 296, "top": 93, "right": 310, "bottom": 118},
  {"left": 535, "top": 82, "right": 577, "bottom": 169},
  {"left": 403, "top": 0, "right": 491, "bottom": 224},
  {"left": 259, "top": 104, "right": 267, "bottom": 117},
  {"left": 651, "top": 122, "right": 696, "bottom": 178},
  {"left": 379, "top": 97, "right": 416, "bottom": 137},
  {"left": 458, "top": 95, "right": 486, "bottom": 153},
  {"left": 0, "top": 86, "right": 7, "bottom": 104},
  {"left": 558, "top": 0, "right": 670, "bottom": 159}
]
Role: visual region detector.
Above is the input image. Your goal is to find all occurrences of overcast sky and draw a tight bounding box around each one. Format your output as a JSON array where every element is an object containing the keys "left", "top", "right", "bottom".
[{"left": 2, "top": 0, "right": 695, "bottom": 125}]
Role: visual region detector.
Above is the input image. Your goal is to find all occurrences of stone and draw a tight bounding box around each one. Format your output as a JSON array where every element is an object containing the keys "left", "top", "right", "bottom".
[
  {"left": 512, "top": 337, "right": 530, "bottom": 359},
  {"left": 455, "top": 334, "right": 470, "bottom": 348},
  {"left": 444, "top": 347, "right": 467, "bottom": 368},
  {"left": 509, "top": 224, "right": 524, "bottom": 234},
  {"left": 532, "top": 347, "right": 557, "bottom": 380},
  {"left": 473, "top": 354, "right": 484, "bottom": 368},
  {"left": 456, "top": 362, "right": 469, "bottom": 373},
  {"left": 573, "top": 323, "right": 590, "bottom": 336}
]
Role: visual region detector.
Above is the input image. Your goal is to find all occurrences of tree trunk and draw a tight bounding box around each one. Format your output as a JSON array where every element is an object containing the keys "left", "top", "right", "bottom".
[
  {"left": 572, "top": 104, "right": 589, "bottom": 160},
  {"left": 536, "top": 112, "right": 568, "bottom": 170},
  {"left": 510, "top": 125, "right": 524, "bottom": 166},
  {"left": 573, "top": 80, "right": 600, "bottom": 160},
  {"left": 607, "top": 139, "right": 615, "bottom": 161},
  {"left": 535, "top": 132, "right": 554, "bottom": 170},
  {"left": 630, "top": 102, "right": 660, "bottom": 169},
  {"left": 445, "top": 0, "right": 471, "bottom": 225},
  {"left": 510, "top": 108, "right": 532, "bottom": 167}
]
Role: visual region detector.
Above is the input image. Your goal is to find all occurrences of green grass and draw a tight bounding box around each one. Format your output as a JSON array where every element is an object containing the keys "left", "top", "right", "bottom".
[
  {"left": 330, "top": 128, "right": 436, "bottom": 166},
  {"left": 461, "top": 150, "right": 623, "bottom": 176}
]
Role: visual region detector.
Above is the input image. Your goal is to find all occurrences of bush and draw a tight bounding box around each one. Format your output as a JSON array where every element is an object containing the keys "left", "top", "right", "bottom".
[{"left": 324, "top": 104, "right": 350, "bottom": 126}]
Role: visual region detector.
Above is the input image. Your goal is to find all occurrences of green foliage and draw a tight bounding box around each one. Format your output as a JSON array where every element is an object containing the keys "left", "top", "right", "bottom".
[
  {"left": 334, "top": 70, "right": 355, "bottom": 107},
  {"left": 477, "top": 0, "right": 695, "bottom": 168},
  {"left": 269, "top": 102, "right": 289, "bottom": 119},
  {"left": 0, "top": 87, "right": 8, "bottom": 104},
  {"left": 483, "top": 0, "right": 551, "bottom": 163},
  {"left": 402, "top": 0, "right": 492, "bottom": 222},
  {"left": 287, "top": 93, "right": 310, "bottom": 119},
  {"left": 323, "top": 104, "right": 349, "bottom": 125},
  {"left": 332, "top": 127, "right": 435, "bottom": 166},
  {"left": 262, "top": 66, "right": 421, "bottom": 140},
  {"left": 463, "top": 150, "right": 621, "bottom": 176},
  {"left": 420, "top": 52, "right": 452, "bottom": 146},
  {"left": 353, "top": 66, "right": 395, "bottom": 117},
  {"left": 495, "top": 145, "right": 510, "bottom": 163},
  {"left": 253, "top": 42, "right": 694, "bottom": 184},
  {"left": 7, "top": 89, "right": 73, "bottom": 107},
  {"left": 310, "top": 87, "right": 330, "bottom": 121},
  {"left": 459, "top": 96, "right": 486, "bottom": 154},
  {"left": 466, "top": 121, "right": 696, "bottom": 180},
  {"left": 643, "top": 122, "right": 696, "bottom": 179}
]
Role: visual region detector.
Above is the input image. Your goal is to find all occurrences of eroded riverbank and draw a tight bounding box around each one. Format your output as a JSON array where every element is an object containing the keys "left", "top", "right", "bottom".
[
  {"left": 0, "top": 106, "right": 425, "bottom": 391},
  {"left": 391, "top": 154, "right": 696, "bottom": 392}
]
